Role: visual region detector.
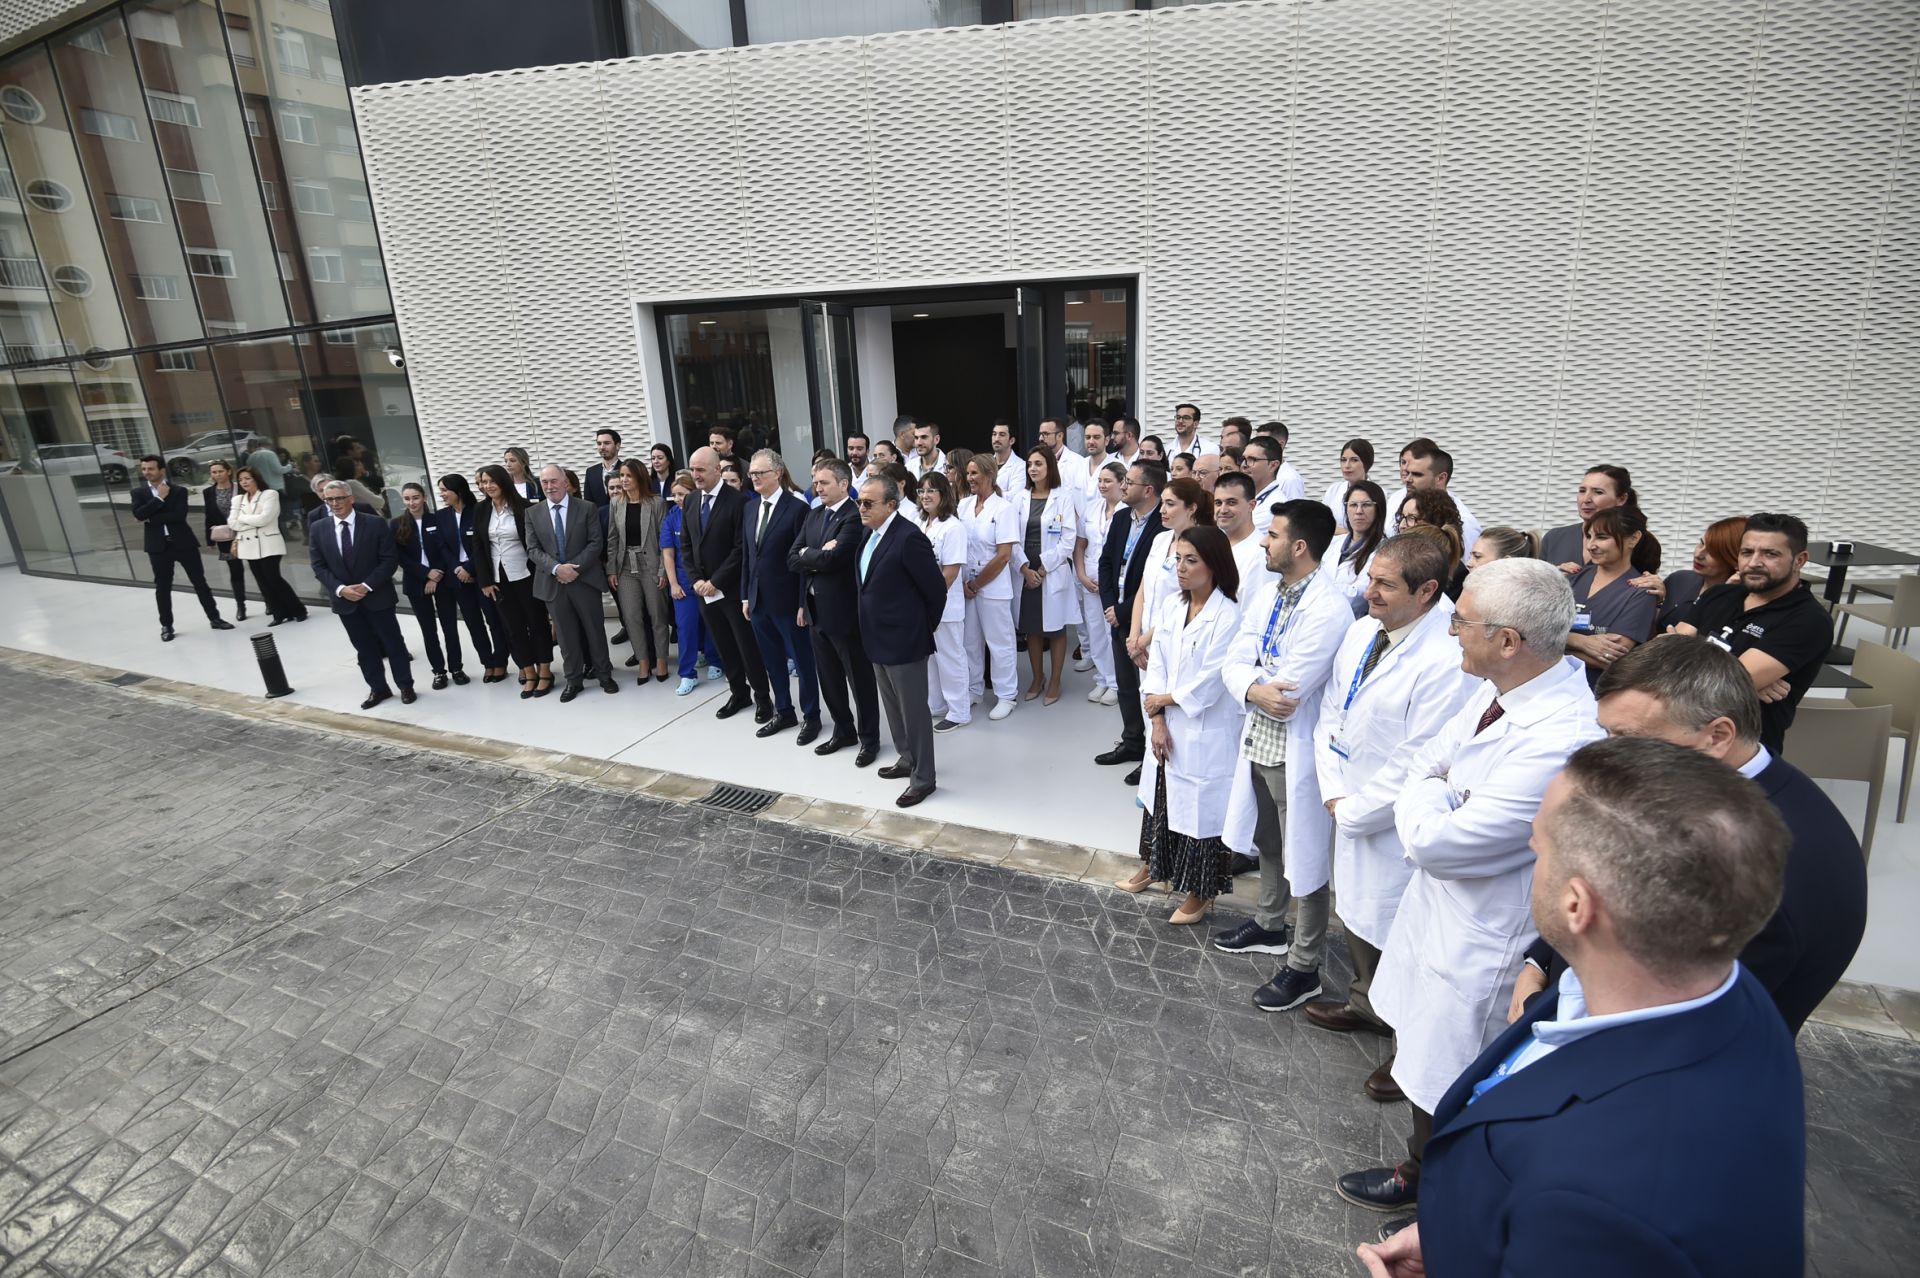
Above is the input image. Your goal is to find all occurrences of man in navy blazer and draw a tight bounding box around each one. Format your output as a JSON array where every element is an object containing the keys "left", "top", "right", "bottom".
[
  {"left": 790, "top": 457, "right": 880, "bottom": 765},
  {"left": 1512, "top": 636, "right": 1868, "bottom": 1037},
  {"left": 1361, "top": 737, "right": 1801, "bottom": 1278},
  {"left": 1094, "top": 460, "right": 1165, "bottom": 773},
  {"left": 309, "top": 481, "right": 415, "bottom": 708},
  {"left": 855, "top": 473, "right": 947, "bottom": 807},
  {"left": 741, "top": 449, "right": 820, "bottom": 741},
  {"left": 684, "top": 447, "right": 772, "bottom": 722},
  {"left": 583, "top": 429, "right": 622, "bottom": 508},
  {"left": 130, "top": 455, "right": 232, "bottom": 641}
]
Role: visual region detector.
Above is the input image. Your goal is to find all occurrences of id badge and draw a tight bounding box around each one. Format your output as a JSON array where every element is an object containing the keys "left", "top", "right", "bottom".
[
  {"left": 1329, "top": 738, "right": 1351, "bottom": 761},
  {"left": 1571, "top": 611, "right": 1593, "bottom": 632},
  {"left": 1706, "top": 630, "right": 1734, "bottom": 653}
]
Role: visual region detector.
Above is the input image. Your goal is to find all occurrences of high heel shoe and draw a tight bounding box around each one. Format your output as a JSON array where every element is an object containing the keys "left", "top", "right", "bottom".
[
  {"left": 518, "top": 670, "right": 536, "bottom": 699},
  {"left": 1168, "top": 896, "right": 1214, "bottom": 925},
  {"left": 1115, "top": 865, "right": 1161, "bottom": 894},
  {"left": 533, "top": 674, "right": 554, "bottom": 698}
]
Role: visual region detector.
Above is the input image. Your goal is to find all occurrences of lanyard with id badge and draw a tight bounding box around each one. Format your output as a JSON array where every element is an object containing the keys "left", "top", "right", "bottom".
[{"left": 1327, "top": 636, "right": 1384, "bottom": 760}]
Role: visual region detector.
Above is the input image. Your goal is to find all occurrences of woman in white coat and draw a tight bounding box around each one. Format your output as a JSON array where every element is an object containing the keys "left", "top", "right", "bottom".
[
  {"left": 1124, "top": 476, "right": 1214, "bottom": 678},
  {"left": 1121, "top": 526, "right": 1244, "bottom": 925},
  {"left": 918, "top": 473, "right": 971, "bottom": 730},
  {"left": 959, "top": 455, "right": 1020, "bottom": 721},
  {"left": 1013, "top": 447, "right": 1080, "bottom": 704},
  {"left": 228, "top": 465, "right": 308, "bottom": 623},
  {"left": 1077, "top": 461, "right": 1125, "bottom": 705},
  {"left": 1327, "top": 479, "right": 1387, "bottom": 617}
]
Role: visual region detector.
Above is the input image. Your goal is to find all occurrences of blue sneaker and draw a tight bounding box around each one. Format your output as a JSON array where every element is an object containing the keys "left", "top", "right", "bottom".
[{"left": 676, "top": 677, "right": 698, "bottom": 696}]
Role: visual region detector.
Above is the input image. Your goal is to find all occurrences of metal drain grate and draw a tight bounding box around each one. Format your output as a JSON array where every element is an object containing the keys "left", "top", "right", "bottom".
[
  {"left": 107, "top": 673, "right": 150, "bottom": 686},
  {"left": 698, "top": 783, "right": 780, "bottom": 815}
]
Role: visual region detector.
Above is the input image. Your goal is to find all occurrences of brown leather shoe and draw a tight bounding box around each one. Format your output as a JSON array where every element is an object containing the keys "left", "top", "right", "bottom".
[
  {"left": 1304, "top": 1000, "right": 1393, "bottom": 1037},
  {"left": 1364, "top": 1057, "right": 1404, "bottom": 1104}
]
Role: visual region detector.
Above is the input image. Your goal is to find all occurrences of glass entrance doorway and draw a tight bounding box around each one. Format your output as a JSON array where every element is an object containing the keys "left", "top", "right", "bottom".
[{"left": 655, "top": 277, "right": 1134, "bottom": 468}]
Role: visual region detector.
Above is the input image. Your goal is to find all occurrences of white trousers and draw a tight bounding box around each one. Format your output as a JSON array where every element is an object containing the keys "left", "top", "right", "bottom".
[
  {"left": 1078, "top": 582, "right": 1115, "bottom": 689},
  {"left": 966, "top": 593, "right": 1018, "bottom": 704},
  {"left": 927, "top": 616, "right": 970, "bottom": 724}
]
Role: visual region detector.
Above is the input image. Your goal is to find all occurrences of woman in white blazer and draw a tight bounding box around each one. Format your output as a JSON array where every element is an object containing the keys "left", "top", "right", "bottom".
[
  {"left": 959, "top": 455, "right": 1020, "bottom": 721},
  {"left": 228, "top": 465, "right": 308, "bottom": 623},
  {"left": 1122, "top": 526, "right": 1244, "bottom": 925},
  {"left": 1327, "top": 479, "right": 1388, "bottom": 618},
  {"left": 1012, "top": 447, "right": 1080, "bottom": 704},
  {"left": 918, "top": 474, "right": 971, "bottom": 729},
  {"left": 1077, "top": 460, "right": 1125, "bottom": 704}
]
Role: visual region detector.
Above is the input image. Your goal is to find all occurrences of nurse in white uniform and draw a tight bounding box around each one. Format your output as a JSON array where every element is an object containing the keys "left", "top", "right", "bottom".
[
  {"left": 917, "top": 473, "right": 970, "bottom": 730},
  {"left": 1327, "top": 479, "right": 1388, "bottom": 617},
  {"left": 1076, "top": 460, "right": 1126, "bottom": 704},
  {"left": 1012, "top": 447, "right": 1081, "bottom": 704},
  {"left": 959, "top": 455, "right": 1020, "bottom": 721},
  {"left": 1125, "top": 476, "right": 1213, "bottom": 675},
  {"left": 1321, "top": 437, "right": 1375, "bottom": 528}
]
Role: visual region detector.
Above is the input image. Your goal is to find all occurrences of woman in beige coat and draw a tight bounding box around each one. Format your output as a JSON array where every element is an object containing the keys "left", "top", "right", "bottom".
[
  {"left": 605, "top": 458, "right": 671, "bottom": 683},
  {"left": 228, "top": 466, "right": 309, "bottom": 623}
]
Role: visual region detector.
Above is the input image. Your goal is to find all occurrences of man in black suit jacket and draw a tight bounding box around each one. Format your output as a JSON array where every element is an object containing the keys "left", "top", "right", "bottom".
[
  {"left": 855, "top": 473, "right": 947, "bottom": 807},
  {"left": 789, "top": 457, "right": 879, "bottom": 765},
  {"left": 684, "top": 446, "right": 771, "bottom": 721},
  {"left": 741, "top": 449, "right": 819, "bottom": 740},
  {"left": 583, "top": 429, "right": 622, "bottom": 508},
  {"left": 1513, "top": 636, "right": 1868, "bottom": 1036},
  {"left": 526, "top": 464, "right": 618, "bottom": 701},
  {"left": 309, "top": 481, "right": 415, "bottom": 708},
  {"left": 1094, "top": 460, "right": 1166, "bottom": 769},
  {"left": 130, "top": 455, "right": 232, "bottom": 641}
]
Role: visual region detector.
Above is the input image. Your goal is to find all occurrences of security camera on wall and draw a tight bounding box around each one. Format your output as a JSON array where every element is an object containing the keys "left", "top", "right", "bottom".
[{"left": 384, "top": 347, "right": 405, "bottom": 370}]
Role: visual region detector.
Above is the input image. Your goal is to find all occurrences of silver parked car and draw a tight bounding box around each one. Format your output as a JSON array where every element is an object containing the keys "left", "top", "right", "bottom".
[{"left": 163, "top": 429, "right": 272, "bottom": 479}]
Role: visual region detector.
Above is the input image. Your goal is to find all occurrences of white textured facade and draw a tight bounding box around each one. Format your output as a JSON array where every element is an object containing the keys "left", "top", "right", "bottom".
[{"left": 354, "top": 0, "right": 1920, "bottom": 550}]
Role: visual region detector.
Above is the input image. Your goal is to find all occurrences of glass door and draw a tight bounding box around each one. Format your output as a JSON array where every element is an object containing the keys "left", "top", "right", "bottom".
[
  {"left": 1014, "top": 285, "right": 1046, "bottom": 435},
  {"left": 800, "top": 299, "right": 859, "bottom": 462}
]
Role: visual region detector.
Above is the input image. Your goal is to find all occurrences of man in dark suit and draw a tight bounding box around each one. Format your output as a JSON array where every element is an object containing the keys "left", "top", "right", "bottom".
[
  {"left": 526, "top": 464, "right": 618, "bottom": 701},
  {"left": 1509, "top": 635, "right": 1868, "bottom": 1037},
  {"left": 309, "top": 481, "right": 414, "bottom": 708},
  {"left": 790, "top": 457, "right": 880, "bottom": 766},
  {"left": 684, "top": 446, "right": 772, "bottom": 721},
  {"left": 741, "top": 449, "right": 820, "bottom": 741},
  {"left": 855, "top": 474, "right": 947, "bottom": 807},
  {"left": 1360, "top": 737, "right": 1801, "bottom": 1278},
  {"left": 1094, "top": 460, "right": 1166, "bottom": 779},
  {"left": 583, "top": 429, "right": 623, "bottom": 508},
  {"left": 131, "top": 455, "right": 233, "bottom": 641}
]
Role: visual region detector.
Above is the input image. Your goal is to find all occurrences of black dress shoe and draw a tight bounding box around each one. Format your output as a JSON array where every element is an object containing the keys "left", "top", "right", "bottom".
[
  {"left": 209, "top": 618, "right": 235, "bottom": 631},
  {"left": 268, "top": 617, "right": 287, "bottom": 627},
  {"left": 754, "top": 701, "right": 775, "bottom": 725},
  {"left": 756, "top": 712, "right": 798, "bottom": 739},
  {"left": 1227, "top": 851, "right": 1259, "bottom": 876},
  {"left": 795, "top": 720, "right": 821, "bottom": 746},
  {"left": 450, "top": 671, "right": 471, "bottom": 686},
  {"left": 626, "top": 654, "right": 639, "bottom": 667},
  {"left": 815, "top": 734, "right": 856, "bottom": 756},
  {"left": 1336, "top": 1166, "right": 1417, "bottom": 1213},
  {"left": 1124, "top": 765, "right": 1142, "bottom": 786},
  {"left": 715, "top": 694, "right": 752, "bottom": 720},
  {"left": 612, "top": 627, "right": 627, "bottom": 645},
  {"left": 400, "top": 688, "right": 418, "bottom": 704},
  {"left": 877, "top": 762, "right": 911, "bottom": 780},
  {"left": 600, "top": 677, "right": 620, "bottom": 694},
  {"left": 360, "top": 689, "right": 391, "bottom": 710},
  {"left": 161, "top": 627, "right": 176, "bottom": 642},
  {"left": 1095, "top": 745, "right": 1144, "bottom": 766},
  {"left": 431, "top": 674, "right": 450, "bottom": 691},
  {"left": 896, "top": 786, "right": 934, "bottom": 808},
  {"left": 855, "top": 746, "right": 878, "bottom": 768},
  {"left": 236, "top": 607, "right": 248, "bottom": 622},
  {"left": 559, "top": 683, "right": 583, "bottom": 703},
  {"left": 1379, "top": 1216, "right": 1417, "bottom": 1243}
]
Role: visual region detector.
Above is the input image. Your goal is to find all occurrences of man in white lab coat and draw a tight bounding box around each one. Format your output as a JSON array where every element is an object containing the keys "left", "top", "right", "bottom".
[
  {"left": 1336, "top": 557, "right": 1601, "bottom": 1217},
  {"left": 990, "top": 419, "right": 1026, "bottom": 496},
  {"left": 1242, "top": 433, "right": 1305, "bottom": 536},
  {"left": 1302, "top": 535, "right": 1479, "bottom": 1103},
  {"left": 1212, "top": 499, "right": 1354, "bottom": 1012}
]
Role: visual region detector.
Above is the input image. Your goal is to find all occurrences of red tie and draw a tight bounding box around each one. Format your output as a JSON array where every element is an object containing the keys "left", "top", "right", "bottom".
[{"left": 1474, "top": 700, "right": 1505, "bottom": 735}]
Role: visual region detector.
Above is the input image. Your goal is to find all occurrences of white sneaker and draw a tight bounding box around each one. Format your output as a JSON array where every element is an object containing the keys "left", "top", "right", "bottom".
[
  {"left": 1087, "top": 685, "right": 1105, "bottom": 703},
  {"left": 989, "top": 697, "right": 1016, "bottom": 721},
  {"left": 1074, "top": 657, "right": 1095, "bottom": 672},
  {"left": 1100, "top": 686, "right": 1120, "bottom": 705}
]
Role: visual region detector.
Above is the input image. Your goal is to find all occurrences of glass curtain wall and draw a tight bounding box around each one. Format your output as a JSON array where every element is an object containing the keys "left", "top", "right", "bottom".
[{"left": 0, "top": 0, "right": 418, "bottom": 606}]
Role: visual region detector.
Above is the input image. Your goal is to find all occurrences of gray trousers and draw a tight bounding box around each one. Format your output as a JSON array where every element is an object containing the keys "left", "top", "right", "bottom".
[
  {"left": 875, "top": 661, "right": 935, "bottom": 790},
  {"left": 1249, "top": 759, "right": 1330, "bottom": 973},
  {"left": 548, "top": 582, "right": 613, "bottom": 685}
]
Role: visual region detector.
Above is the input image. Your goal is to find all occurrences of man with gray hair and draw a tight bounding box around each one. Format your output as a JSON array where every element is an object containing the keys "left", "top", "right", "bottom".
[
  {"left": 526, "top": 463, "right": 617, "bottom": 700},
  {"left": 854, "top": 473, "right": 947, "bottom": 807},
  {"left": 1338, "top": 557, "right": 1602, "bottom": 1216},
  {"left": 309, "top": 479, "right": 414, "bottom": 708},
  {"left": 741, "top": 448, "right": 817, "bottom": 739},
  {"left": 1508, "top": 635, "right": 1867, "bottom": 1037}
]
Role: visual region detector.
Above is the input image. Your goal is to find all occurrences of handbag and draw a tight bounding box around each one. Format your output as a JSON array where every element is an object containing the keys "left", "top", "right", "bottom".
[{"left": 211, "top": 525, "right": 235, "bottom": 542}]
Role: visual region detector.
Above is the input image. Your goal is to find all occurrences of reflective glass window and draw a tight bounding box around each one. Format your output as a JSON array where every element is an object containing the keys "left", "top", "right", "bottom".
[
  {"left": 210, "top": 332, "right": 321, "bottom": 592},
  {"left": 624, "top": 1, "right": 734, "bottom": 53},
  {"left": 127, "top": 0, "right": 288, "bottom": 335},
  {"left": 743, "top": 0, "right": 984, "bottom": 42},
  {"left": 0, "top": 153, "right": 65, "bottom": 363},
  {"left": 0, "top": 45, "right": 132, "bottom": 357},
  {"left": 0, "top": 367, "right": 79, "bottom": 574},
  {"left": 299, "top": 321, "right": 418, "bottom": 515},
  {"left": 9, "top": 360, "right": 139, "bottom": 578}
]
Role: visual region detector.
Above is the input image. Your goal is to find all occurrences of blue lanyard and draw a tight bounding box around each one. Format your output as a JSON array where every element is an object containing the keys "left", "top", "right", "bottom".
[
  {"left": 1341, "top": 641, "right": 1380, "bottom": 712},
  {"left": 1121, "top": 517, "right": 1148, "bottom": 566},
  {"left": 1261, "top": 578, "right": 1314, "bottom": 660}
]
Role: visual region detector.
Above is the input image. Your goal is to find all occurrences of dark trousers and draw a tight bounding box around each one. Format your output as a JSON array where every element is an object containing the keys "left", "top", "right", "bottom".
[
  {"left": 1401, "top": 1106, "right": 1433, "bottom": 1185},
  {"left": 492, "top": 575, "right": 553, "bottom": 669},
  {"left": 220, "top": 554, "right": 248, "bottom": 612},
  {"left": 875, "top": 661, "right": 935, "bottom": 790},
  {"left": 548, "top": 582, "right": 613, "bottom": 685},
  {"left": 243, "top": 555, "right": 307, "bottom": 621},
  {"left": 448, "top": 576, "right": 507, "bottom": 667},
  {"left": 148, "top": 539, "right": 220, "bottom": 628},
  {"left": 340, "top": 604, "right": 413, "bottom": 692},
  {"left": 752, "top": 606, "right": 820, "bottom": 721},
  {"left": 1345, "top": 931, "right": 1387, "bottom": 1027},
  {"left": 1110, "top": 622, "right": 1144, "bottom": 749},
  {"left": 812, "top": 624, "right": 880, "bottom": 749},
  {"left": 404, "top": 585, "right": 465, "bottom": 675},
  {"left": 701, "top": 593, "right": 770, "bottom": 707}
]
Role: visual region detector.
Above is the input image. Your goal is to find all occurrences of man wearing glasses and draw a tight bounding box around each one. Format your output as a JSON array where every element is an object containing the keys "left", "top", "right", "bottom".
[
  {"left": 853, "top": 475, "right": 947, "bottom": 808},
  {"left": 1336, "top": 558, "right": 1601, "bottom": 1223},
  {"left": 309, "top": 480, "right": 415, "bottom": 709},
  {"left": 1169, "top": 403, "right": 1217, "bottom": 457}
]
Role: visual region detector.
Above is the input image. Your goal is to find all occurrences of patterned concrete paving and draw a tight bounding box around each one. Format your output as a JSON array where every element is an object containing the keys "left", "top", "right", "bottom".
[{"left": 0, "top": 664, "right": 1908, "bottom": 1276}]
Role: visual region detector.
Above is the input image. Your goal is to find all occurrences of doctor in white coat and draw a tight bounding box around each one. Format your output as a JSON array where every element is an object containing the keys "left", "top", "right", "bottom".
[
  {"left": 1336, "top": 557, "right": 1602, "bottom": 1217},
  {"left": 1211, "top": 499, "right": 1354, "bottom": 1012},
  {"left": 1119, "top": 525, "right": 1244, "bottom": 926},
  {"left": 1012, "top": 447, "right": 1082, "bottom": 703},
  {"left": 1302, "top": 535, "right": 1477, "bottom": 1100}
]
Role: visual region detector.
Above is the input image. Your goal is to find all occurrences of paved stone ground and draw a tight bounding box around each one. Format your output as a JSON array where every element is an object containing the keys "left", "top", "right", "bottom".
[{"left": 0, "top": 664, "right": 1908, "bottom": 1277}]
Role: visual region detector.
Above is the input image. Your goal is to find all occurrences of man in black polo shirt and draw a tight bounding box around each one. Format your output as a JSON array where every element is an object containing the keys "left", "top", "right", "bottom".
[{"left": 1675, "top": 512, "right": 1832, "bottom": 754}]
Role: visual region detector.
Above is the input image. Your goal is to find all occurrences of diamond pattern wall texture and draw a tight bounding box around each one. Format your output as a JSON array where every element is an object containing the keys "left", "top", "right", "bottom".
[{"left": 351, "top": 0, "right": 1920, "bottom": 550}]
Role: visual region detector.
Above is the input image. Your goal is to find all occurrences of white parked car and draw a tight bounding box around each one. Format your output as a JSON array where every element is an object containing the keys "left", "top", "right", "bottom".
[{"left": 31, "top": 442, "right": 136, "bottom": 484}]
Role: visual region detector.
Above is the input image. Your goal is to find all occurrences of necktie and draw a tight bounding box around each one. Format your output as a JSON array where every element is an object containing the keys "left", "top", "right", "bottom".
[
  {"left": 338, "top": 517, "right": 352, "bottom": 560},
  {"left": 1361, "top": 628, "right": 1390, "bottom": 679},
  {"left": 1474, "top": 699, "right": 1505, "bottom": 735},
  {"left": 860, "top": 529, "right": 879, "bottom": 583},
  {"left": 757, "top": 498, "right": 772, "bottom": 546},
  {"left": 552, "top": 503, "right": 565, "bottom": 552},
  {"left": 702, "top": 492, "right": 713, "bottom": 525}
]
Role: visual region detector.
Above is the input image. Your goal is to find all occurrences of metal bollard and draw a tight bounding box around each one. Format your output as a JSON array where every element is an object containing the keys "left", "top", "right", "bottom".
[{"left": 250, "top": 631, "right": 295, "bottom": 698}]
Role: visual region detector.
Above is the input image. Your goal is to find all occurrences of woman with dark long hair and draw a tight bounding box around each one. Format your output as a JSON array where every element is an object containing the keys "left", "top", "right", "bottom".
[
  {"left": 649, "top": 443, "right": 677, "bottom": 495},
  {"left": 392, "top": 482, "right": 468, "bottom": 689},
  {"left": 606, "top": 458, "right": 672, "bottom": 683},
  {"left": 473, "top": 464, "right": 554, "bottom": 697},
  {"left": 1540, "top": 464, "right": 1662, "bottom": 576},
  {"left": 228, "top": 465, "right": 307, "bottom": 624},
  {"left": 1330, "top": 479, "right": 1387, "bottom": 615},
  {"left": 437, "top": 472, "right": 510, "bottom": 682},
  {"left": 203, "top": 458, "right": 248, "bottom": 621}
]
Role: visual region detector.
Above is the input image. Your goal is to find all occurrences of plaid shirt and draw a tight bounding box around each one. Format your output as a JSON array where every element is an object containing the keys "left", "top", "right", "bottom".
[{"left": 1242, "top": 574, "right": 1312, "bottom": 767}]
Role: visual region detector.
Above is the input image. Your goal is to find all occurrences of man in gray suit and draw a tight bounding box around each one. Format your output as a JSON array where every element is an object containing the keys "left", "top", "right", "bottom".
[{"left": 526, "top": 463, "right": 618, "bottom": 701}]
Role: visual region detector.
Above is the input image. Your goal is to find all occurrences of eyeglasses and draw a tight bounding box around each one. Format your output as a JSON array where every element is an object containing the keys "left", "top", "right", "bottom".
[
  {"left": 1174, "top": 413, "right": 1197, "bottom": 422},
  {"left": 1396, "top": 514, "right": 1421, "bottom": 527},
  {"left": 1347, "top": 500, "right": 1377, "bottom": 510},
  {"left": 1447, "top": 613, "right": 1512, "bottom": 635},
  {"left": 855, "top": 498, "right": 887, "bottom": 509},
  {"left": 747, "top": 469, "right": 775, "bottom": 479},
  {"left": 323, "top": 494, "right": 353, "bottom": 503}
]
